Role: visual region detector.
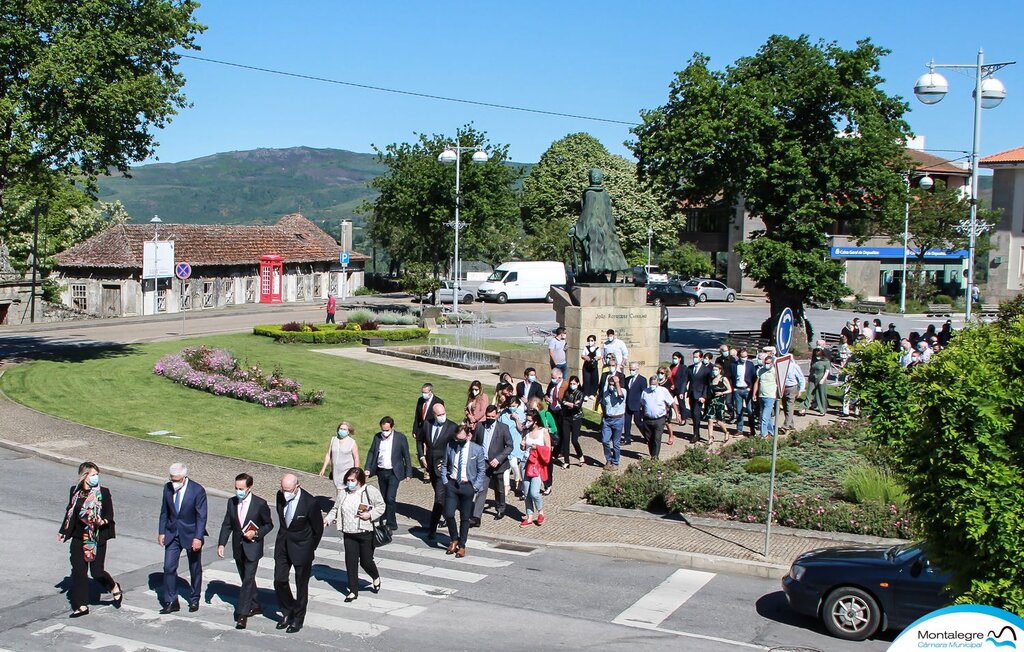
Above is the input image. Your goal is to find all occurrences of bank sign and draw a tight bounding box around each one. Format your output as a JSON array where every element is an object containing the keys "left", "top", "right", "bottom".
[{"left": 830, "top": 246, "right": 968, "bottom": 260}]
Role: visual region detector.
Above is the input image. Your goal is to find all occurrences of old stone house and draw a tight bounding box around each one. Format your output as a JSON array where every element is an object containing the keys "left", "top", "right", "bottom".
[{"left": 54, "top": 213, "right": 366, "bottom": 317}]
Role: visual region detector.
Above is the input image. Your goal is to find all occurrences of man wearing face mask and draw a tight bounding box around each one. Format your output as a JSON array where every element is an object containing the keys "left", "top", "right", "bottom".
[
  {"left": 640, "top": 375, "right": 675, "bottom": 459},
  {"left": 274, "top": 474, "right": 323, "bottom": 633},
  {"left": 685, "top": 351, "right": 712, "bottom": 443},
  {"left": 441, "top": 425, "right": 487, "bottom": 558},
  {"left": 217, "top": 473, "right": 274, "bottom": 629},
  {"left": 733, "top": 349, "right": 757, "bottom": 435},
  {"left": 158, "top": 462, "right": 208, "bottom": 614},
  {"left": 602, "top": 329, "right": 629, "bottom": 371},
  {"left": 473, "top": 405, "right": 514, "bottom": 522},
  {"left": 365, "top": 416, "right": 413, "bottom": 532},
  {"left": 516, "top": 367, "right": 545, "bottom": 403},
  {"left": 416, "top": 403, "right": 458, "bottom": 540},
  {"left": 412, "top": 384, "right": 444, "bottom": 446},
  {"left": 622, "top": 361, "right": 648, "bottom": 446}
]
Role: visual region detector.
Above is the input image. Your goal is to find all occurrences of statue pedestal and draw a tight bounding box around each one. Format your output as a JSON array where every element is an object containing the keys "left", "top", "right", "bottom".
[{"left": 556, "top": 284, "right": 662, "bottom": 380}]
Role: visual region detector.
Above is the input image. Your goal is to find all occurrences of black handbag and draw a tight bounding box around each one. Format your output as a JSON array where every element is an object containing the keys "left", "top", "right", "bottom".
[{"left": 362, "top": 488, "right": 392, "bottom": 547}]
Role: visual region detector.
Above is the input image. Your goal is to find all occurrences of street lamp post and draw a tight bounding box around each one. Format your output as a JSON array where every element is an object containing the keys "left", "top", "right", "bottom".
[
  {"left": 150, "top": 215, "right": 162, "bottom": 316},
  {"left": 900, "top": 174, "right": 934, "bottom": 314},
  {"left": 646, "top": 225, "right": 654, "bottom": 274},
  {"left": 438, "top": 138, "right": 489, "bottom": 323},
  {"left": 914, "top": 49, "right": 1014, "bottom": 321}
]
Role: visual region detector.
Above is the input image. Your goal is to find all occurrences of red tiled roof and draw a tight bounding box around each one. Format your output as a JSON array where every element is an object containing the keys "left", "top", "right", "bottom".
[
  {"left": 905, "top": 149, "right": 970, "bottom": 176},
  {"left": 56, "top": 213, "right": 367, "bottom": 269},
  {"left": 980, "top": 145, "right": 1024, "bottom": 166}
]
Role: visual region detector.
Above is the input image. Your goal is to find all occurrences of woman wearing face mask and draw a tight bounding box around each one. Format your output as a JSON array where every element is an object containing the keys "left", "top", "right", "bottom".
[
  {"left": 581, "top": 335, "right": 600, "bottom": 400},
  {"left": 494, "top": 372, "right": 514, "bottom": 406},
  {"left": 323, "top": 467, "right": 384, "bottom": 602},
  {"left": 319, "top": 421, "right": 359, "bottom": 493},
  {"left": 706, "top": 363, "right": 733, "bottom": 442},
  {"left": 528, "top": 397, "right": 558, "bottom": 494},
  {"left": 499, "top": 395, "right": 526, "bottom": 497},
  {"left": 561, "top": 375, "right": 586, "bottom": 465},
  {"left": 656, "top": 365, "right": 678, "bottom": 446},
  {"left": 58, "top": 461, "right": 121, "bottom": 618},
  {"left": 464, "top": 380, "right": 489, "bottom": 429},
  {"left": 519, "top": 409, "right": 552, "bottom": 527}
]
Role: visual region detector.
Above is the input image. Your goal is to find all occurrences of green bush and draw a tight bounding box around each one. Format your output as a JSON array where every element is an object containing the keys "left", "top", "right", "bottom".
[
  {"left": 667, "top": 444, "right": 727, "bottom": 474},
  {"left": 375, "top": 312, "right": 417, "bottom": 326},
  {"left": 253, "top": 325, "right": 429, "bottom": 344},
  {"left": 847, "top": 342, "right": 915, "bottom": 447},
  {"left": 842, "top": 464, "right": 907, "bottom": 508},
  {"left": 743, "top": 456, "right": 801, "bottom": 475},
  {"left": 719, "top": 436, "right": 773, "bottom": 460},
  {"left": 583, "top": 458, "right": 670, "bottom": 510},
  {"left": 354, "top": 286, "right": 376, "bottom": 296},
  {"left": 345, "top": 309, "right": 373, "bottom": 325}
]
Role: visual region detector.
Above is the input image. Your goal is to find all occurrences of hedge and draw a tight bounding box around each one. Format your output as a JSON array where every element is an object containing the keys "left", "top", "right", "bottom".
[{"left": 253, "top": 325, "right": 429, "bottom": 344}]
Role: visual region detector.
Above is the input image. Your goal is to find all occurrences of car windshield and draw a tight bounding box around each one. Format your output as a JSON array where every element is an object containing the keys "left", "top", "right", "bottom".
[
  {"left": 887, "top": 542, "right": 923, "bottom": 562},
  {"left": 683, "top": 280, "right": 699, "bottom": 287},
  {"left": 486, "top": 270, "right": 506, "bottom": 282}
]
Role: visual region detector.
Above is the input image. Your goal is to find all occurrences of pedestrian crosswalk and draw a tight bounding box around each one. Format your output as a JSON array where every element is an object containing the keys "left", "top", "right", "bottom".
[{"left": 22, "top": 532, "right": 537, "bottom": 650}]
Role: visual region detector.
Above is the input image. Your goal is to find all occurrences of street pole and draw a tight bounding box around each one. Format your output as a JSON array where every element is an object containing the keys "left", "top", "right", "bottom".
[
  {"left": 764, "top": 384, "right": 782, "bottom": 557},
  {"left": 646, "top": 225, "right": 653, "bottom": 274},
  {"left": 151, "top": 215, "right": 161, "bottom": 316},
  {"left": 453, "top": 136, "right": 461, "bottom": 324},
  {"left": 965, "top": 49, "right": 983, "bottom": 323},
  {"left": 29, "top": 200, "right": 40, "bottom": 323},
  {"left": 900, "top": 175, "right": 910, "bottom": 314}
]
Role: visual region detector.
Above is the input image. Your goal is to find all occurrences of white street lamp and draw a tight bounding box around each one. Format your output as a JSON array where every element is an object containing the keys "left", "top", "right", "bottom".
[
  {"left": 913, "top": 50, "right": 1015, "bottom": 321},
  {"left": 150, "top": 215, "right": 162, "bottom": 316},
  {"left": 646, "top": 225, "right": 654, "bottom": 275},
  {"left": 438, "top": 137, "right": 489, "bottom": 322},
  {"left": 900, "top": 175, "right": 935, "bottom": 314}
]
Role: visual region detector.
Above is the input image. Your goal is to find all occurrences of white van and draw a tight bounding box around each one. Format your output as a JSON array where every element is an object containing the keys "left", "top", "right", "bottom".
[{"left": 477, "top": 261, "right": 567, "bottom": 303}]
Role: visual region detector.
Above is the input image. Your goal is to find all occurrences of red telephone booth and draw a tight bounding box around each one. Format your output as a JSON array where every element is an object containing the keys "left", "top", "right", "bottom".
[{"left": 259, "top": 255, "right": 283, "bottom": 303}]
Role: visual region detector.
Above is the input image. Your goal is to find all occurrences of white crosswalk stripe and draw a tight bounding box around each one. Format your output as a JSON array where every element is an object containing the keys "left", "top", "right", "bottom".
[
  {"left": 612, "top": 568, "right": 716, "bottom": 628},
  {"left": 392, "top": 533, "right": 536, "bottom": 556},
  {"left": 32, "top": 623, "right": 188, "bottom": 651}
]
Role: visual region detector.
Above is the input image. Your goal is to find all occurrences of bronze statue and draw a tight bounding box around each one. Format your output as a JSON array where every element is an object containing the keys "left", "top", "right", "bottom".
[{"left": 570, "top": 168, "right": 628, "bottom": 282}]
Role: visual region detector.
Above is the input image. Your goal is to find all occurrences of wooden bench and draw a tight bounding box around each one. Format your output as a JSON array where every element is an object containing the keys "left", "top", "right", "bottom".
[
  {"left": 926, "top": 303, "right": 954, "bottom": 317},
  {"left": 728, "top": 329, "right": 769, "bottom": 351},
  {"left": 855, "top": 300, "right": 886, "bottom": 314},
  {"left": 980, "top": 303, "right": 999, "bottom": 317}
]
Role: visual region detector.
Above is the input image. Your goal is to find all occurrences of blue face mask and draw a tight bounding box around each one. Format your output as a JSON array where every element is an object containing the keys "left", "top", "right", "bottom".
[
  {"left": 345, "top": 481, "right": 358, "bottom": 492},
  {"left": 235, "top": 489, "right": 248, "bottom": 500},
  {"left": 337, "top": 429, "right": 349, "bottom": 438},
  {"left": 87, "top": 474, "right": 100, "bottom": 487}
]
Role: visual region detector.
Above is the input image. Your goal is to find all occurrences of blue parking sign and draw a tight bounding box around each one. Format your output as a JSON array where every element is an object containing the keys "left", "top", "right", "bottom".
[{"left": 340, "top": 251, "right": 350, "bottom": 266}]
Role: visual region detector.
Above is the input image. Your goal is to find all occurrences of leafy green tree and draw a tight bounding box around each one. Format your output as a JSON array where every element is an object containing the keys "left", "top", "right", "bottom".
[
  {"left": 846, "top": 341, "right": 914, "bottom": 447},
  {"left": 0, "top": 0, "right": 205, "bottom": 215},
  {"left": 362, "top": 126, "right": 521, "bottom": 276},
  {"left": 520, "top": 133, "right": 678, "bottom": 265},
  {"left": 631, "top": 35, "right": 911, "bottom": 344},
  {"left": 658, "top": 242, "right": 713, "bottom": 278}
]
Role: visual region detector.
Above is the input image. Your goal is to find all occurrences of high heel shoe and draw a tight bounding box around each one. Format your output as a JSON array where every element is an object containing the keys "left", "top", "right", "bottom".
[
  {"left": 372, "top": 578, "right": 381, "bottom": 594},
  {"left": 344, "top": 592, "right": 358, "bottom": 603},
  {"left": 111, "top": 583, "right": 123, "bottom": 606}
]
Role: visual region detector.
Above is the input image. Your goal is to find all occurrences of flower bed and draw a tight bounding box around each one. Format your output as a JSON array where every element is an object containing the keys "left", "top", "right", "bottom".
[
  {"left": 254, "top": 324, "right": 428, "bottom": 344},
  {"left": 153, "top": 346, "right": 325, "bottom": 408},
  {"left": 584, "top": 420, "right": 916, "bottom": 539}
]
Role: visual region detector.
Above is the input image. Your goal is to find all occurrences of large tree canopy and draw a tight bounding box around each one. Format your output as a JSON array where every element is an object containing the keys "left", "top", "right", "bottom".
[
  {"left": 0, "top": 0, "right": 205, "bottom": 216},
  {"left": 520, "top": 132, "right": 677, "bottom": 265},
  {"left": 631, "top": 35, "right": 911, "bottom": 340},
  {"left": 363, "top": 125, "right": 521, "bottom": 275}
]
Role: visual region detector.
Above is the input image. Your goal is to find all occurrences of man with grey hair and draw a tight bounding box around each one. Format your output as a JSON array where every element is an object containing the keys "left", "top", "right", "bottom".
[
  {"left": 274, "top": 473, "right": 323, "bottom": 633},
  {"left": 159, "top": 462, "right": 208, "bottom": 614},
  {"left": 622, "top": 361, "right": 647, "bottom": 445}
]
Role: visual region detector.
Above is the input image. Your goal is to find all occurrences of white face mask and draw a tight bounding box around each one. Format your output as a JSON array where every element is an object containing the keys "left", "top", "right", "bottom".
[
  {"left": 171, "top": 481, "right": 184, "bottom": 492},
  {"left": 472, "top": 389, "right": 480, "bottom": 396},
  {"left": 422, "top": 392, "right": 431, "bottom": 400},
  {"left": 283, "top": 490, "right": 297, "bottom": 502},
  {"left": 435, "top": 415, "right": 447, "bottom": 425},
  {"left": 570, "top": 383, "right": 578, "bottom": 390},
  {"left": 381, "top": 429, "right": 392, "bottom": 438}
]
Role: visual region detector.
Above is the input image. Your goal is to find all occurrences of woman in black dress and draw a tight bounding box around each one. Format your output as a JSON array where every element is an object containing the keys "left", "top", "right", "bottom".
[
  {"left": 561, "top": 375, "right": 586, "bottom": 466},
  {"left": 580, "top": 334, "right": 600, "bottom": 399},
  {"left": 58, "top": 461, "right": 122, "bottom": 617}
]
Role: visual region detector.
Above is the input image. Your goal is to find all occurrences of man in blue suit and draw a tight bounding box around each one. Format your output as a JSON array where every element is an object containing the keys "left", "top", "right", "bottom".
[
  {"left": 440, "top": 425, "right": 486, "bottom": 558},
  {"left": 622, "top": 362, "right": 648, "bottom": 445},
  {"left": 158, "top": 462, "right": 208, "bottom": 614}
]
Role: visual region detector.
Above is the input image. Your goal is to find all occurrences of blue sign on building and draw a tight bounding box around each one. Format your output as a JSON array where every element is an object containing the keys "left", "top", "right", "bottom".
[{"left": 830, "top": 246, "right": 967, "bottom": 260}]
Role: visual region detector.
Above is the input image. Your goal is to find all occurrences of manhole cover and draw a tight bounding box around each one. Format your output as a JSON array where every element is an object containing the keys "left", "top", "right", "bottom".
[{"left": 493, "top": 542, "right": 535, "bottom": 553}]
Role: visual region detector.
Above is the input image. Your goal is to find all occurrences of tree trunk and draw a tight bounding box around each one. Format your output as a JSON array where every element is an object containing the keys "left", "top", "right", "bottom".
[{"left": 761, "top": 290, "right": 811, "bottom": 356}]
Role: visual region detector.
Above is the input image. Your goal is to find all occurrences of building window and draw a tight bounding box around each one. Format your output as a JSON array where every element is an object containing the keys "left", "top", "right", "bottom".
[
  {"left": 683, "top": 205, "right": 731, "bottom": 233},
  {"left": 296, "top": 275, "right": 306, "bottom": 301},
  {"left": 313, "top": 273, "right": 323, "bottom": 298},
  {"left": 182, "top": 282, "right": 193, "bottom": 310},
  {"left": 261, "top": 267, "right": 271, "bottom": 295},
  {"left": 245, "top": 278, "right": 256, "bottom": 303},
  {"left": 71, "top": 284, "right": 87, "bottom": 311},
  {"left": 202, "top": 281, "right": 214, "bottom": 308}
]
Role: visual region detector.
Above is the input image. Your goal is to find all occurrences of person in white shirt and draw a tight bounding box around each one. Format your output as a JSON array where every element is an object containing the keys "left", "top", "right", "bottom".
[
  {"left": 640, "top": 377, "right": 675, "bottom": 460},
  {"left": 601, "top": 329, "right": 629, "bottom": 371}
]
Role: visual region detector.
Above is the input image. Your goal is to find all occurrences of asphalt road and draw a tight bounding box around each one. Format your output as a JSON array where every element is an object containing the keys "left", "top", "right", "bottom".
[{"left": 0, "top": 447, "right": 894, "bottom": 651}]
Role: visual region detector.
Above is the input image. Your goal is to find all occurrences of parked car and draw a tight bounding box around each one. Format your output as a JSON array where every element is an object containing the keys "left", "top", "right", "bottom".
[
  {"left": 477, "top": 261, "right": 566, "bottom": 303},
  {"left": 782, "top": 542, "right": 950, "bottom": 641},
  {"left": 680, "top": 279, "right": 736, "bottom": 305},
  {"left": 633, "top": 264, "right": 669, "bottom": 286},
  {"left": 645, "top": 282, "right": 690, "bottom": 306},
  {"left": 426, "top": 280, "right": 476, "bottom": 304}
]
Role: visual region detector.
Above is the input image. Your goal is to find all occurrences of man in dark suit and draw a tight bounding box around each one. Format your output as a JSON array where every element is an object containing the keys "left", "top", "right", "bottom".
[
  {"left": 731, "top": 349, "right": 758, "bottom": 436},
  {"left": 273, "top": 474, "right": 323, "bottom": 634},
  {"left": 416, "top": 403, "right": 458, "bottom": 540},
  {"left": 441, "top": 426, "right": 487, "bottom": 558},
  {"left": 516, "top": 367, "right": 545, "bottom": 403},
  {"left": 686, "top": 351, "right": 712, "bottom": 443},
  {"left": 365, "top": 416, "right": 413, "bottom": 532},
  {"left": 217, "top": 473, "right": 274, "bottom": 629},
  {"left": 159, "top": 462, "right": 208, "bottom": 614},
  {"left": 412, "top": 383, "right": 444, "bottom": 440},
  {"left": 622, "top": 361, "right": 648, "bottom": 445},
  {"left": 472, "top": 405, "right": 513, "bottom": 522}
]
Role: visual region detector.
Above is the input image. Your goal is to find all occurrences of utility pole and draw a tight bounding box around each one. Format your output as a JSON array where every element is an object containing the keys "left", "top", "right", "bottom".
[{"left": 29, "top": 200, "right": 42, "bottom": 323}]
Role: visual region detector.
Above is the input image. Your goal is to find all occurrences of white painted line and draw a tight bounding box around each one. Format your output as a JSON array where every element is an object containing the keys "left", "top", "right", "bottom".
[
  {"left": 394, "top": 533, "right": 535, "bottom": 556},
  {"left": 317, "top": 547, "right": 488, "bottom": 583},
  {"left": 32, "top": 623, "right": 187, "bottom": 652},
  {"left": 378, "top": 542, "right": 513, "bottom": 568},
  {"left": 666, "top": 317, "right": 727, "bottom": 322},
  {"left": 310, "top": 556, "right": 457, "bottom": 599},
  {"left": 622, "top": 623, "right": 770, "bottom": 650},
  {"left": 612, "top": 568, "right": 715, "bottom": 628},
  {"left": 119, "top": 603, "right": 250, "bottom": 634}
]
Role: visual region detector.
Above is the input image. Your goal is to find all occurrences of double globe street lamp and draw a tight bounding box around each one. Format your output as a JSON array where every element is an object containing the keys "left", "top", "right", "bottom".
[
  {"left": 913, "top": 48, "right": 1014, "bottom": 321},
  {"left": 438, "top": 139, "right": 489, "bottom": 321}
]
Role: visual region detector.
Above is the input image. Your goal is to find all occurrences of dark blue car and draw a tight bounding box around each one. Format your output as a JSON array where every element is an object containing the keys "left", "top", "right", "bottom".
[{"left": 782, "top": 542, "right": 950, "bottom": 641}]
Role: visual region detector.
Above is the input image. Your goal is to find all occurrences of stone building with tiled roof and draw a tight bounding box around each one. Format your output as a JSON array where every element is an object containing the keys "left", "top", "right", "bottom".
[
  {"left": 980, "top": 145, "right": 1024, "bottom": 302},
  {"left": 54, "top": 213, "right": 366, "bottom": 317}
]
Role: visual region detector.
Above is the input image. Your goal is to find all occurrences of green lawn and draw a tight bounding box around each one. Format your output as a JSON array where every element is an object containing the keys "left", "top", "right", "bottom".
[{"left": 0, "top": 334, "right": 478, "bottom": 474}]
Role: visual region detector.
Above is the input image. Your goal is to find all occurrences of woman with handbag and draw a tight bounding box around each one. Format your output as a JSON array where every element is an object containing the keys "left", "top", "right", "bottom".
[
  {"left": 57, "top": 461, "right": 122, "bottom": 618},
  {"left": 519, "top": 409, "right": 552, "bottom": 528},
  {"left": 528, "top": 397, "right": 558, "bottom": 495},
  {"left": 324, "top": 467, "right": 384, "bottom": 602}
]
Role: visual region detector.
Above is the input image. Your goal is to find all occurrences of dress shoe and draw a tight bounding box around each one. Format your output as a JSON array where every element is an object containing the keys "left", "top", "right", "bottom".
[
  {"left": 344, "top": 592, "right": 358, "bottom": 603},
  {"left": 159, "top": 602, "right": 180, "bottom": 614},
  {"left": 286, "top": 623, "right": 303, "bottom": 634},
  {"left": 188, "top": 602, "right": 199, "bottom": 613},
  {"left": 446, "top": 540, "right": 459, "bottom": 555},
  {"left": 455, "top": 547, "right": 466, "bottom": 558},
  {"left": 235, "top": 616, "right": 247, "bottom": 630},
  {"left": 69, "top": 607, "right": 90, "bottom": 618},
  {"left": 469, "top": 518, "right": 481, "bottom": 528},
  {"left": 276, "top": 619, "right": 291, "bottom": 630}
]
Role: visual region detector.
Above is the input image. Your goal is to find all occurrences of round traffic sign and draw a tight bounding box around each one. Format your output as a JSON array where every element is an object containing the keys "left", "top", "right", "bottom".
[
  {"left": 174, "top": 262, "right": 192, "bottom": 280},
  {"left": 775, "top": 307, "right": 794, "bottom": 355}
]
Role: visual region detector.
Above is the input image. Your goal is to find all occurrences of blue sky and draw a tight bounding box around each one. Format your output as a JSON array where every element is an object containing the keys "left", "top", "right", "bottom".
[{"left": 151, "top": 0, "right": 1023, "bottom": 166}]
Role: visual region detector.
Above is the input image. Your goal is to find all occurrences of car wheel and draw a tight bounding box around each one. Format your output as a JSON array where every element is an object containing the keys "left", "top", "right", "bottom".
[
  {"left": 462, "top": 294, "right": 474, "bottom": 304},
  {"left": 686, "top": 297, "right": 696, "bottom": 307},
  {"left": 726, "top": 293, "right": 735, "bottom": 303},
  {"left": 822, "top": 587, "right": 881, "bottom": 641},
  {"left": 698, "top": 293, "right": 708, "bottom": 303},
  {"left": 497, "top": 293, "right": 508, "bottom": 304}
]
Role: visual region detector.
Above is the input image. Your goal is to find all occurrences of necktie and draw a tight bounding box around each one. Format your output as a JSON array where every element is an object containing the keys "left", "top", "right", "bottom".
[
  {"left": 456, "top": 446, "right": 464, "bottom": 483},
  {"left": 174, "top": 487, "right": 182, "bottom": 513},
  {"left": 422, "top": 400, "right": 429, "bottom": 420},
  {"left": 285, "top": 497, "right": 295, "bottom": 527},
  {"left": 238, "top": 498, "right": 246, "bottom": 526},
  {"left": 432, "top": 423, "right": 440, "bottom": 445}
]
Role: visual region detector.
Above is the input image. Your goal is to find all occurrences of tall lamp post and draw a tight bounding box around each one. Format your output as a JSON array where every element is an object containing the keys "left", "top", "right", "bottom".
[
  {"left": 900, "top": 174, "right": 934, "bottom": 314},
  {"left": 646, "top": 225, "right": 654, "bottom": 275},
  {"left": 438, "top": 138, "right": 489, "bottom": 322},
  {"left": 914, "top": 49, "right": 1014, "bottom": 321},
  {"left": 150, "top": 215, "right": 162, "bottom": 316}
]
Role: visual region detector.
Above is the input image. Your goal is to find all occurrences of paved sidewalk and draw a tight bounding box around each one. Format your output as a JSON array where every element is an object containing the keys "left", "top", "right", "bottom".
[{"left": 0, "top": 379, "right": 895, "bottom": 579}]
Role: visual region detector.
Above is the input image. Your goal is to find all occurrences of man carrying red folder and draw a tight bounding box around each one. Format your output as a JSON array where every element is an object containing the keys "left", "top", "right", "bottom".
[{"left": 217, "top": 473, "right": 274, "bottom": 629}]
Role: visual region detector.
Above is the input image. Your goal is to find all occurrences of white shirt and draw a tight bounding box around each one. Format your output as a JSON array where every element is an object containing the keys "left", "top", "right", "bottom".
[
  {"left": 450, "top": 444, "right": 470, "bottom": 482},
  {"left": 284, "top": 489, "right": 301, "bottom": 527},
  {"left": 640, "top": 386, "right": 674, "bottom": 419},
  {"left": 376, "top": 432, "right": 394, "bottom": 469},
  {"left": 603, "top": 338, "right": 629, "bottom": 367}
]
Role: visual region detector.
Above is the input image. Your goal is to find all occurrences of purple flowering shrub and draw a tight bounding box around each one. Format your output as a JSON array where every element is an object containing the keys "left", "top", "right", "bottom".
[{"left": 154, "top": 346, "right": 324, "bottom": 408}]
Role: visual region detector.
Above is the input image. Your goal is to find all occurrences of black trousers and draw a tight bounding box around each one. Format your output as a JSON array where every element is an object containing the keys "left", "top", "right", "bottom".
[
  {"left": 343, "top": 532, "right": 379, "bottom": 596},
  {"left": 623, "top": 407, "right": 645, "bottom": 441},
  {"left": 273, "top": 550, "right": 312, "bottom": 626},
  {"left": 444, "top": 481, "right": 476, "bottom": 547},
  {"left": 376, "top": 468, "right": 400, "bottom": 529},
  {"left": 550, "top": 410, "right": 567, "bottom": 462},
  {"left": 428, "top": 468, "right": 446, "bottom": 534},
  {"left": 643, "top": 416, "right": 667, "bottom": 460},
  {"left": 234, "top": 554, "right": 261, "bottom": 617},
  {"left": 473, "top": 472, "right": 507, "bottom": 519},
  {"left": 689, "top": 396, "right": 704, "bottom": 441},
  {"left": 69, "top": 540, "right": 115, "bottom": 610}
]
